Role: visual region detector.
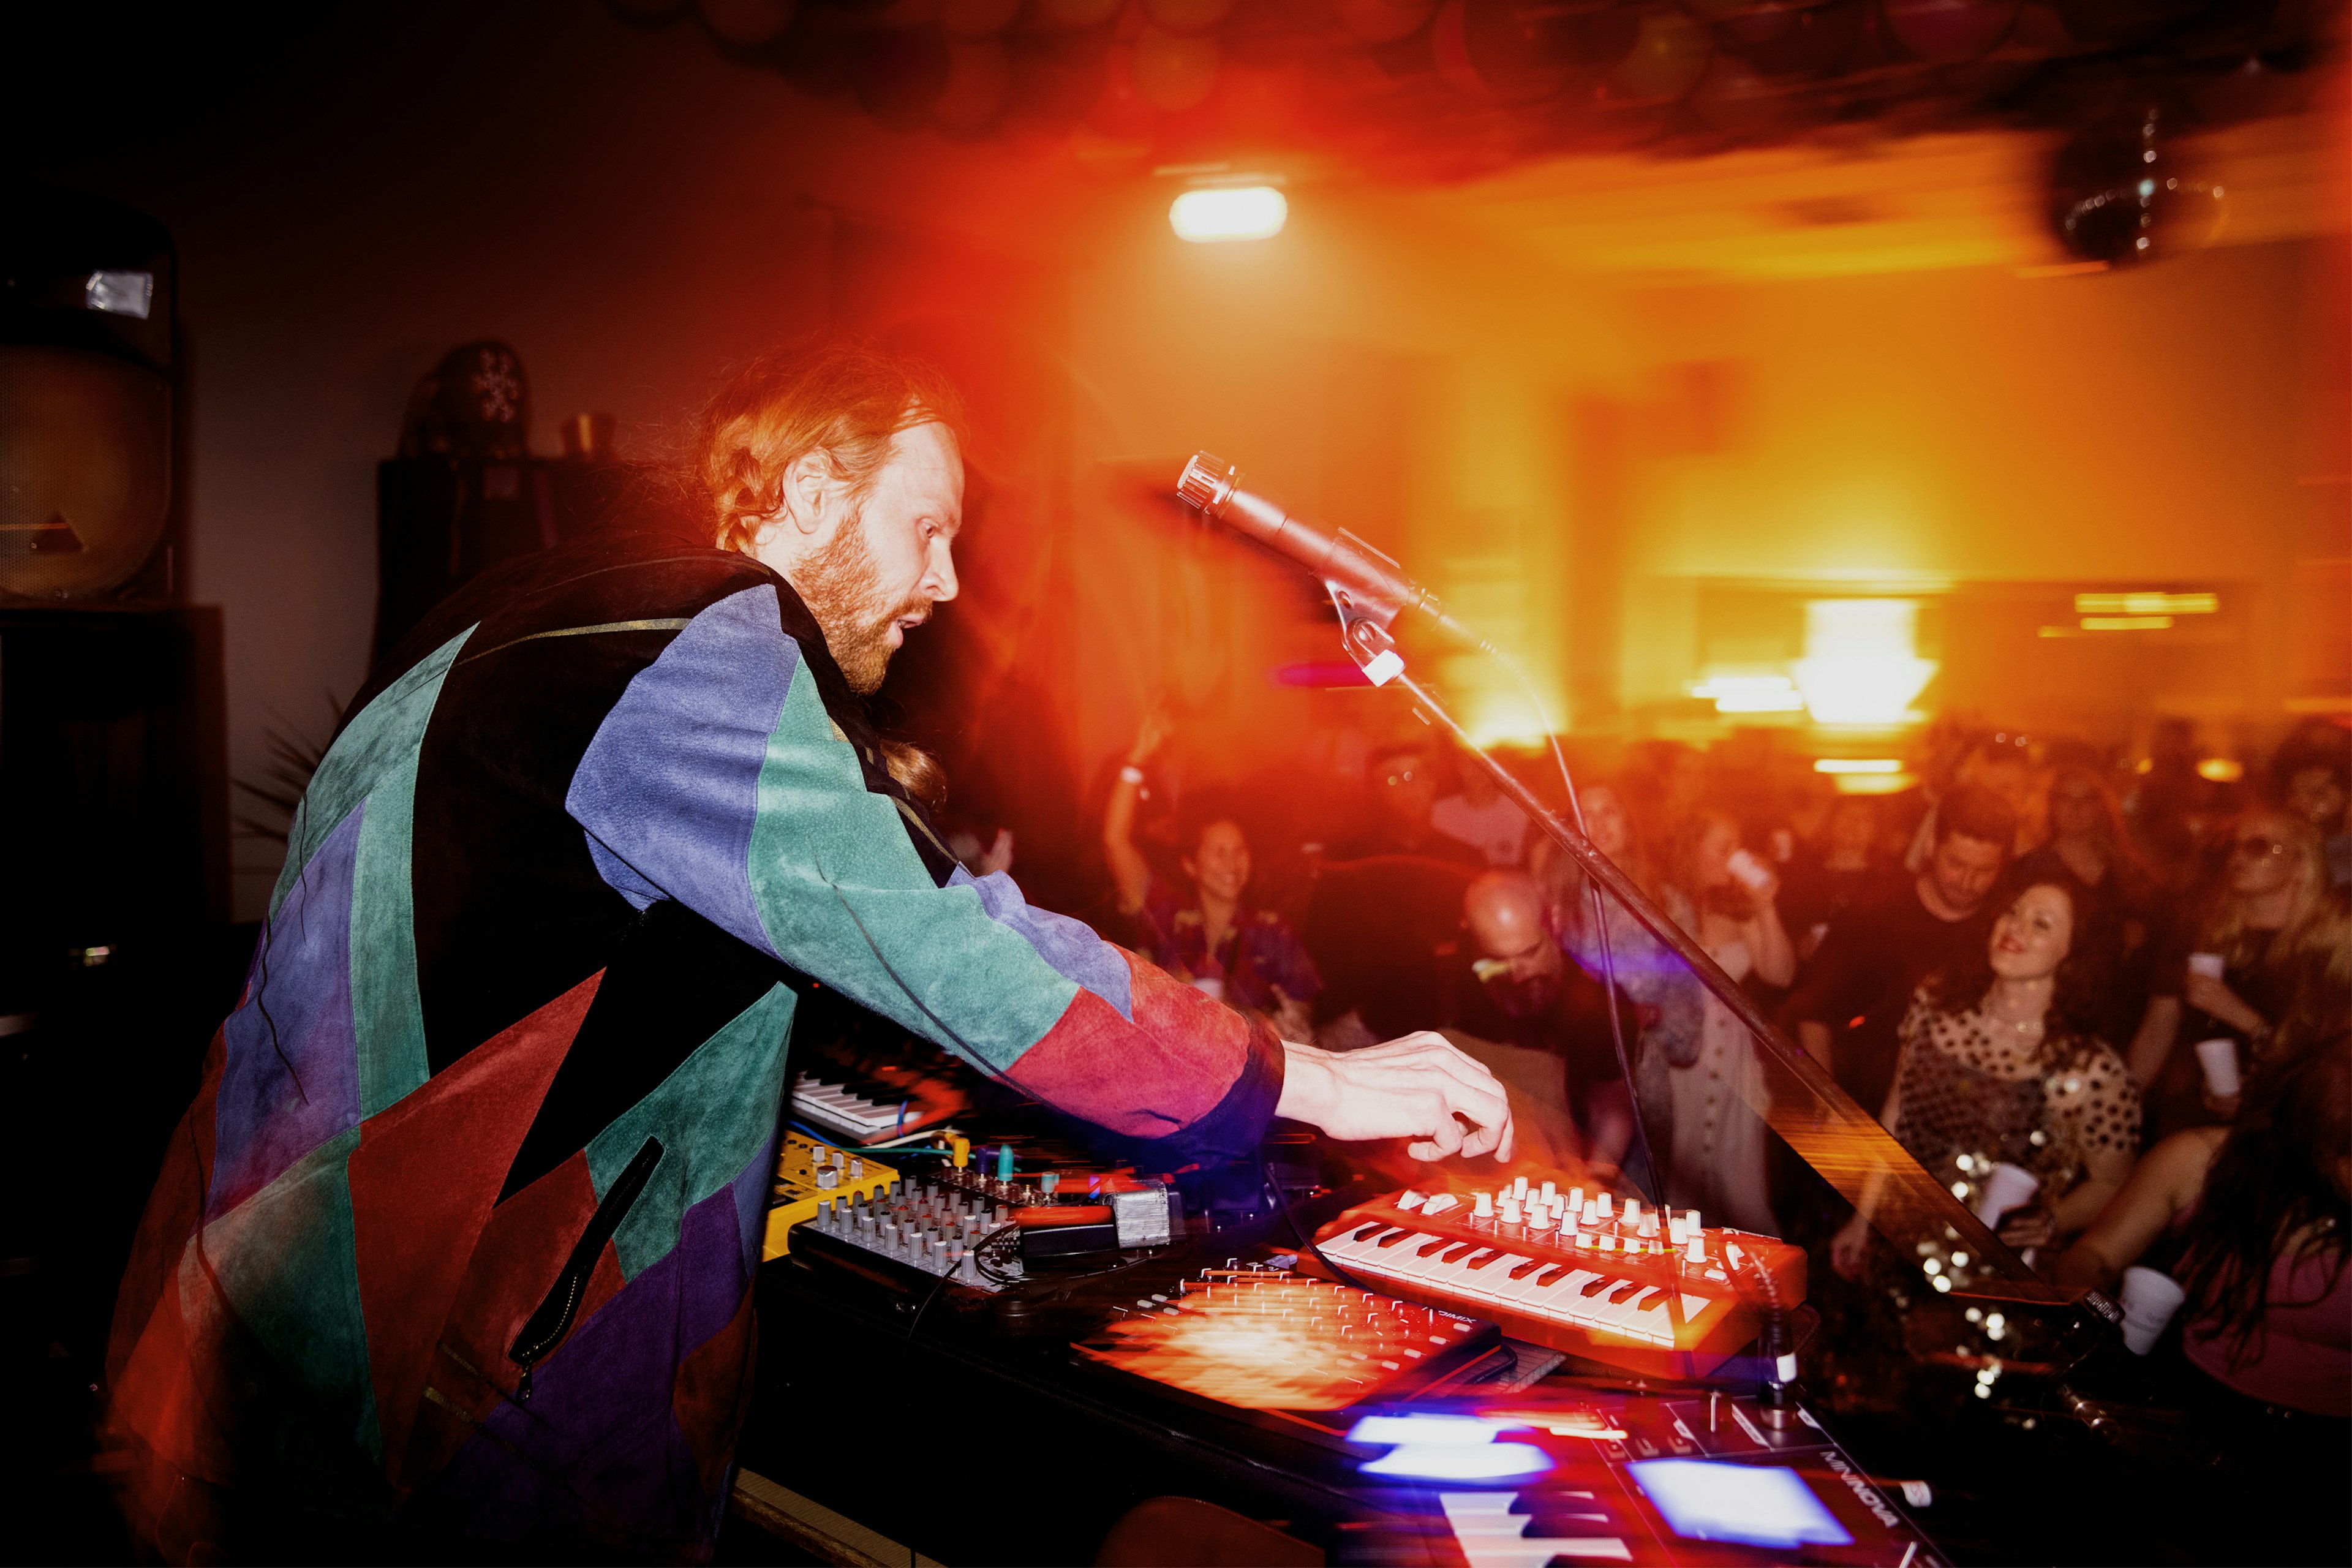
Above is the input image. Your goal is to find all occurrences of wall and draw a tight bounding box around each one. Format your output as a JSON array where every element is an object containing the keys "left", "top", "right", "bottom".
[
  {"left": 24, "top": 0, "right": 2344, "bottom": 916},
  {"left": 25, "top": 1, "right": 1112, "bottom": 918},
  {"left": 1608, "top": 237, "right": 2350, "bottom": 744}
]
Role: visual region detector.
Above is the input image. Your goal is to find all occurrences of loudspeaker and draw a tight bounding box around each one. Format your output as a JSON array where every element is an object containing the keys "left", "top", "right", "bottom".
[{"left": 0, "top": 183, "right": 178, "bottom": 605}]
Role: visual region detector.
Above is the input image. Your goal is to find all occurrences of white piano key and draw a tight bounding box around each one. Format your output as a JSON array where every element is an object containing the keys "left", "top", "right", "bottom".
[
  {"left": 1522, "top": 1267, "right": 1607, "bottom": 1317},
  {"left": 1623, "top": 1288, "right": 1677, "bottom": 1344},
  {"left": 1588, "top": 1281, "right": 1661, "bottom": 1334},
  {"left": 1383, "top": 1234, "right": 1457, "bottom": 1279},
  {"left": 1319, "top": 1224, "right": 1398, "bottom": 1261}
]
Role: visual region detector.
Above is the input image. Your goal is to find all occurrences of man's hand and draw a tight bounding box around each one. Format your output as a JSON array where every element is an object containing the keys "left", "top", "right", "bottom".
[
  {"left": 1830, "top": 1214, "right": 1873, "bottom": 1281},
  {"left": 1276, "top": 1034, "right": 1515, "bottom": 1163},
  {"left": 1993, "top": 1205, "right": 2057, "bottom": 1251}
]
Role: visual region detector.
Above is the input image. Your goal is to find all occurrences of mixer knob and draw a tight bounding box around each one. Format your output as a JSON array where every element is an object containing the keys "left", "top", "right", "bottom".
[
  {"left": 1624, "top": 1197, "right": 1642, "bottom": 1226},
  {"left": 1472, "top": 1191, "right": 1494, "bottom": 1218},
  {"left": 1512, "top": 1175, "right": 1530, "bottom": 1200},
  {"left": 1526, "top": 1206, "right": 1553, "bottom": 1232},
  {"left": 1567, "top": 1186, "right": 1585, "bottom": 1213},
  {"left": 1539, "top": 1180, "right": 1556, "bottom": 1205},
  {"left": 1596, "top": 1193, "right": 1614, "bottom": 1220},
  {"left": 1498, "top": 1196, "right": 1522, "bottom": 1224}
]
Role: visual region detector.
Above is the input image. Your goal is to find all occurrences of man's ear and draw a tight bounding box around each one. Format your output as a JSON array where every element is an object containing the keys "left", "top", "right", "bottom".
[{"left": 784, "top": 451, "right": 835, "bottom": 537}]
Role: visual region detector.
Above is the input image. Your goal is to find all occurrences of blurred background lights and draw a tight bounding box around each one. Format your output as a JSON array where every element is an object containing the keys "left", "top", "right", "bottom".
[
  {"left": 1170, "top": 185, "right": 1287, "bottom": 243},
  {"left": 1814, "top": 758, "right": 1903, "bottom": 775},
  {"left": 1792, "top": 599, "right": 1937, "bottom": 727},
  {"left": 1690, "top": 673, "right": 1805, "bottom": 714},
  {"left": 2073, "top": 590, "right": 2218, "bottom": 616}
]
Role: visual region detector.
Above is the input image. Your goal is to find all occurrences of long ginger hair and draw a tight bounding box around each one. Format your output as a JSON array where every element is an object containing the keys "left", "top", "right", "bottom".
[{"left": 696, "top": 335, "right": 967, "bottom": 554}]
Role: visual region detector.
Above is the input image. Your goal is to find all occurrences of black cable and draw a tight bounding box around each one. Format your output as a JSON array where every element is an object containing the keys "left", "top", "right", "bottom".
[
  {"left": 1489, "top": 650, "right": 1662, "bottom": 1208},
  {"left": 910, "top": 1221, "right": 1020, "bottom": 1338},
  {"left": 1256, "top": 1144, "right": 1366, "bottom": 1292}
]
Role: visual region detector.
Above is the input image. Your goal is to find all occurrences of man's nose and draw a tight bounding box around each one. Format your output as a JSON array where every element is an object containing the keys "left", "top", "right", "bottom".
[{"left": 925, "top": 540, "right": 959, "bottom": 603}]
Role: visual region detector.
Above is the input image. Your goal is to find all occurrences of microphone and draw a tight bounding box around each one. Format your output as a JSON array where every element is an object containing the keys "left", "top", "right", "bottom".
[{"left": 1175, "top": 452, "right": 1489, "bottom": 650}]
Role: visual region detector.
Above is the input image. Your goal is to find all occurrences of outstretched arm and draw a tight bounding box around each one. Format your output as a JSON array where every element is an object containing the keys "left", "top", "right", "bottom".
[
  {"left": 2053, "top": 1129, "right": 2222, "bottom": 1289},
  {"left": 565, "top": 590, "right": 1509, "bottom": 1164},
  {"left": 1102, "top": 705, "right": 1171, "bottom": 916}
]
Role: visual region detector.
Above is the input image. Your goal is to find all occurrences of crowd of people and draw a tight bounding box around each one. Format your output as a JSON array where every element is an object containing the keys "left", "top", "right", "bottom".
[{"left": 1061, "top": 704, "right": 2349, "bottom": 1499}]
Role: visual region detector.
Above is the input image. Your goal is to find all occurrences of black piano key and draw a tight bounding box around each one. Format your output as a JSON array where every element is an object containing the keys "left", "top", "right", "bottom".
[
  {"left": 1462, "top": 1249, "right": 1504, "bottom": 1271},
  {"left": 1508, "top": 1257, "right": 1550, "bottom": 1280}
]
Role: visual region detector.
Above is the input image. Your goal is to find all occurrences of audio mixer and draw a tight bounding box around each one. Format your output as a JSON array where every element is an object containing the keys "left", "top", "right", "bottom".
[
  {"left": 1305, "top": 1176, "right": 1806, "bottom": 1378},
  {"left": 762, "top": 1132, "right": 897, "bottom": 1260}
]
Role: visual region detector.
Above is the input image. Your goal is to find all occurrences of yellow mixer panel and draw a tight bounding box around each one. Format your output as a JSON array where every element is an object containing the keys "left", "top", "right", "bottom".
[{"left": 765, "top": 1132, "right": 898, "bottom": 1260}]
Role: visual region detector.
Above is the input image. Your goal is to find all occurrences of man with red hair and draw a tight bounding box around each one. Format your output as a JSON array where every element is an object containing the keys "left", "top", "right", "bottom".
[{"left": 107, "top": 337, "right": 1512, "bottom": 1559}]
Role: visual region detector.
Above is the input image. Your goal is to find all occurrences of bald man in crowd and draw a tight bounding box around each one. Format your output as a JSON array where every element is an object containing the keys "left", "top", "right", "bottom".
[{"left": 1442, "top": 871, "right": 1644, "bottom": 1182}]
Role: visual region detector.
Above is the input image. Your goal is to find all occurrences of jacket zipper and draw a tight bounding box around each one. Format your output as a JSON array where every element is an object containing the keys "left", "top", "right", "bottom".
[{"left": 508, "top": 1135, "right": 663, "bottom": 1401}]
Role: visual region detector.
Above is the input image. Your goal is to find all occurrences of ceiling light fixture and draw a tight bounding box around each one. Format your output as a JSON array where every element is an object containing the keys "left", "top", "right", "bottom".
[
  {"left": 1792, "top": 600, "right": 1937, "bottom": 727},
  {"left": 1170, "top": 185, "right": 1287, "bottom": 243},
  {"left": 1691, "top": 674, "right": 1806, "bottom": 714}
]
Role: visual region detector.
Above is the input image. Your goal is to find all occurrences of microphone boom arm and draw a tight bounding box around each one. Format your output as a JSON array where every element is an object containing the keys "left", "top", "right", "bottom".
[{"left": 1180, "top": 450, "right": 2082, "bottom": 1314}]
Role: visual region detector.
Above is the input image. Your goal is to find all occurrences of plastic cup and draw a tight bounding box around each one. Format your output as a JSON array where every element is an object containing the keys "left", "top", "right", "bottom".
[
  {"left": 2193, "top": 1038, "right": 2242, "bottom": 1098},
  {"left": 2119, "top": 1265, "right": 2188, "bottom": 1355},
  {"left": 1972, "top": 1161, "right": 2040, "bottom": 1227},
  {"left": 2186, "top": 952, "right": 2226, "bottom": 980}
]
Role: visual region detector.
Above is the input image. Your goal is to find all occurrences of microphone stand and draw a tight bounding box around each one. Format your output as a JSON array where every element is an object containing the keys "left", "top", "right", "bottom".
[{"left": 1321, "top": 590, "right": 2079, "bottom": 1314}]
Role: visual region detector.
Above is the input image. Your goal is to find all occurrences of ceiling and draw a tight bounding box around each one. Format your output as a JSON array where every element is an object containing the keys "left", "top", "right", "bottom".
[{"left": 1414, "top": 104, "right": 2349, "bottom": 279}]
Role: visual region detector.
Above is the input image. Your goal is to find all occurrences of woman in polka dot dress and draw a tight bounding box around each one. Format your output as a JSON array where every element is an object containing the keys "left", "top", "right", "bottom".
[{"left": 1833, "top": 880, "right": 2141, "bottom": 1279}]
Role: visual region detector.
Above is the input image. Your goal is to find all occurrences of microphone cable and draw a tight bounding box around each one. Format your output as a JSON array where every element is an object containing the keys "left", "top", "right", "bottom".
[{"left": 1483, "top": 644, "right": 1662, "bottom": 1212}]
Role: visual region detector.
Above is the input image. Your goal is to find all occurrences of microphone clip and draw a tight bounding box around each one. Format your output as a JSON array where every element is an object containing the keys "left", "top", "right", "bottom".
[{"left": 1331, "top": 586, "right": 1406, "bottom": 687}]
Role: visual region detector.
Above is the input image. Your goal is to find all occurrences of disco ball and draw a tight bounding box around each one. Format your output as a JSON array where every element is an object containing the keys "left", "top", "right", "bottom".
[{"left": 2049, "top": 100, "right": 2227, "bottom": 266}]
